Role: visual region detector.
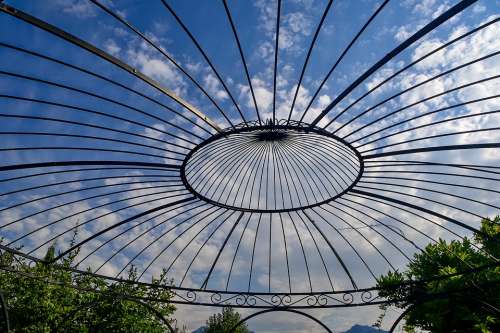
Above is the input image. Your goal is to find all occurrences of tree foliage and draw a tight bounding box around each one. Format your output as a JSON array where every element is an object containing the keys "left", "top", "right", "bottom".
[
  {"left": 376, "top": 216, "right": 500, "bottom": 333},
  {"left": 206, "top": 307, "right": 250, "bottom": 333},
  {"left": 0, "top": 241, "right": 179, "bottom": 332}
]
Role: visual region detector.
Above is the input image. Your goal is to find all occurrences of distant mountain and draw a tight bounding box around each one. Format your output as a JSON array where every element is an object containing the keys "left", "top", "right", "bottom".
[
  {"left": 191, "top": 327, "right": 207, "bottom": 333},
  {"left": 341, "top": 324, "right": 388, "bottom": 333}
]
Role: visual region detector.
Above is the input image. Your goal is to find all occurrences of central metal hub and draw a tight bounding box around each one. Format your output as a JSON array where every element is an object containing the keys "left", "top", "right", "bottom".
[
  {"left": 181, "top": 123, "right": 363, "bottom": 213},
  {"left": 255, "top": 130, "right": 289, "bottom": 142}
]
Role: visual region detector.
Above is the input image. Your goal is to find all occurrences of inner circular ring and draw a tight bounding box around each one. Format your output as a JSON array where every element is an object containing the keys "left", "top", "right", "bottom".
[{"left": 181, "top": 123, "right": 363, "bottom": 213}]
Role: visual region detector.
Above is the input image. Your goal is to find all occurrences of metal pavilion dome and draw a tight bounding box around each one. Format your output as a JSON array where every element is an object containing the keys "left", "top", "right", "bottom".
[{"left": 0, "top": 0, "right": 499, "bottom": 330}]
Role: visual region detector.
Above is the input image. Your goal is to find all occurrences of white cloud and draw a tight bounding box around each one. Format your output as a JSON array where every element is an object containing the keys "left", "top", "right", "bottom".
[
  {"left": 58, "top": 0, "right": 97, "bottom": 18},
  {"left": 203, "top": 73, "right": 229, "bottom": 101},
  {"left": 104, "top": 38, "right": 121, "bottom": 56}
]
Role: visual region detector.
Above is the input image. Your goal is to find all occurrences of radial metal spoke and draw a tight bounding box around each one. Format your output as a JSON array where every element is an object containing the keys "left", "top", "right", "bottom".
[
  {"left": 324, "top": 17, "right": 500, "bottom": 130},
  {"left": 299, "top": 0, "right": 390, "bottom": 123},
  {"left": 272, "top": 0, "right": 282, "bottom": 125},
  {"left": 310, "top": 0, "right": 478, "bottom": 127},
  {"left": 222, "top": 0, "right": 262, "bottom": 124},
  {"left": 286, "top": 0, "right": 333, "bottom": 124},
  {"left": 160, "top": 0, "right": 247, "bottom": 125},
  {"left": 0, "top": 2, "right": 222, "bottom": 133},
  {"left": 90, "top": 0, "right": 235, "bottom": 129}
]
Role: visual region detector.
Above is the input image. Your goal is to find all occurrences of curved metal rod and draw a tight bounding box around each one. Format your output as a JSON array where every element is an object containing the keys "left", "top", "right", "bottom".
[
  {"left": 313, "top": 206, "right": 376, "bottom": 282},
  {"left": 274, "top": 141, "right": 318, "bottom": 206},
  {"left": 334, "top": 199, "right": 415, "bottom": 261},
  {"left": 0, "top": 146, "right": 180, "bottom": 162},
  {"left": 242, "top": 144, "right": 273, "bottom": 209},
  {"left": 389, "top": 304, "right": 415, "bottom": 333},
  {"left": 248, "top": 214, "right": 262, "bottom": 291},
  {"left": 268, "top": 215, "right": 272, "bottom": 291},
  {"left": 311, "top": 0, "right": 478, "bottom": 127},
  {"left": 201, "top": 211, "right": 245, "bottom": 289},
  {"left": 332, "top": 50, "right": 499, "bottom": 133},
  {"left": 1, "top": 179, "right": 181, "bottom": 214},
  {"left": 225, "top": 213, "right": 253, "bottom": 290},
  {"left": 157, "top": 208, "right": 227, "bottom": 282},
  {"left": 0, "top": 130, "right": 186, "bottom": 159},
  {"left": 185, "top": 135, "right": 251, "bottom": 170},
  {"left": 0, "top": 160, "right": 180, "bottom": 173},
  {"left": 343, "top": 193, "right": 486, "bottom": 265},
  {"left": 273, "top": 143, "right": 305, "bottom": 207},
  {"left": 24, "top": 190, "right": 190, "bottom": 254},
  {"left": 287, "top": 211, "right": 313, "bottom": 292},
  {"left": 278, "top": 140, "right": 335, "bottom": 198},
  {"left": 285, "top": 139, "right": 358, "bottom": 181},
  {"left": 363, "top": 160, "right": 500, "bottom": 175},
  {"left": 272, "top": 0, "right": 282, "bottom": 125},
  {"left": 277, "top": 141, "right": 330, "bottom": 202},
  {"left": 346, "top": 193, "right": 469, "bottom": 243},
  {"left": 90, "top": 0, "right": 235, "bottom": 129},
  {"left": 199, "top": 140, "right": 265, "bottom": 200},
  {"left": 288, "top": 135, "right": 361, "bottom": 168},
  {"left": 244, "top": 145, "right": 271, "bottom": 209},
  {"left": 115, "top": 205, "right": 222, "bottom": 278},
  {"left": 0, "top": 166, "right": 170, "bottom": 183},
  {"left": 363, "top": 169, "right": 500, "bottom": 184},
  {"left": 228, "top": 308, "right": 333, "bottom": 333},
  {"left": 0, "top": 173, "right": 176, "bottom": 198},
  {"left": 363, "top": 143, "right": 500, "bottom": 160},
  {"left": 213, "top": 142, "right": 268, "bottom": 204},
  {"left": 0, "top": 70, "right": 212, "bottom": 137},
  {"left": 330, "top": 17, "right": 500, "bottom": 131},
  {"left": 159, "top": 0, "right": 247, "bottom": 125},
  {"left": 228, "top": 143, "right": 269, "bottom": 208},
  {"left": 343, "top": 73, "right": 500, "bottom": 141},
  {"left": 358, "top": 179, "right": 500, "bottom": 211},
  {"left": 220, "top": 143, "right": 269, "bottom": 207},
  {"left": 363, "top": 176, "right": 500, "bottom": 194},
  {"left": 278, "top": 213, "right": 292, "bottom": 293},
  {"left": 326, "top": 202, "right": 398, "bottom": 270},
  {"left": 0, "top": 42, "right": 205, "bottom": 141},
  {"left": 113, "top": 206, "right": 218, "bottom": 277},
  {"left": 192, "top": 141, "right": 264, "bottom": 199},
  {"left": 286, "top": 0, "right": 333, "bottom": 124},
  {"left": 0, "top": 3, "right": 221, "bottom": 133},
  {"left": 286, "top": 132, "right": 361, "bottom": 175},
  {"left": 299, "top": 0, "right": 390, "bottom": 122},
  {"left": 1, "top": 181, "right": 183, "bottom": 233},
  {"left": 282, "top": 140, "right": 347, "bottom": 193},
  {"left": 0, "top": 94, "right": 198, "bottom": 145},
  {"left": 222, "top": 0, "right": 262, "bottom": 124},
  {"left": 354, "top": 97, "right": 500, "bottom": 147},
  {"left": 186, "top": 137, "right": 256, "bottom": 182},
  {"left": 178, "top": 210, "right": 236, "bottom": 286},
  {"left": 186, "top": 138, "right": 259, "bottom": 185},
  {"left": 75, "top": 201, "right": 207, "bottom": 268},
  {"left": 350, "top": 189, "right": 492, "bottom": 240},
  {"left": 361, "top": 127, "right": 500, "bottom": 155},
  {"left": 355, "top": 184, "right": 483, "bottom": 220},
  {"left": 297, "top": 211, "right": 335, "bottom": 291},
  {"left": 50, "top": 196, "right": 196, "bottom": 263}
]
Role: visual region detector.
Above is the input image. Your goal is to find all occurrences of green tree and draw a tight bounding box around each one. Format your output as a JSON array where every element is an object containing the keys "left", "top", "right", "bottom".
[
  {"left": 206, "top": 307, "right": 250, "bottom": 333},
  {"left": 0, "top": 241, "right": 180, "bottom": 332},
  {"left": 376, "top": 216, "right": 500, "bottom": 333}
]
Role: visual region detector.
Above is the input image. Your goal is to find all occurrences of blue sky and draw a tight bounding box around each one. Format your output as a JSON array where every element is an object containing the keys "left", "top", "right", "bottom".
[{"left": 1, "top": 0, "right": 499, "bottom": 331}]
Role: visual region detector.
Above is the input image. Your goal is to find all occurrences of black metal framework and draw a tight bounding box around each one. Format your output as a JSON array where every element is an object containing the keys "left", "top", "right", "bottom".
[{"left": 0, "top": 0, "right": 499, "bottom": 330}]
